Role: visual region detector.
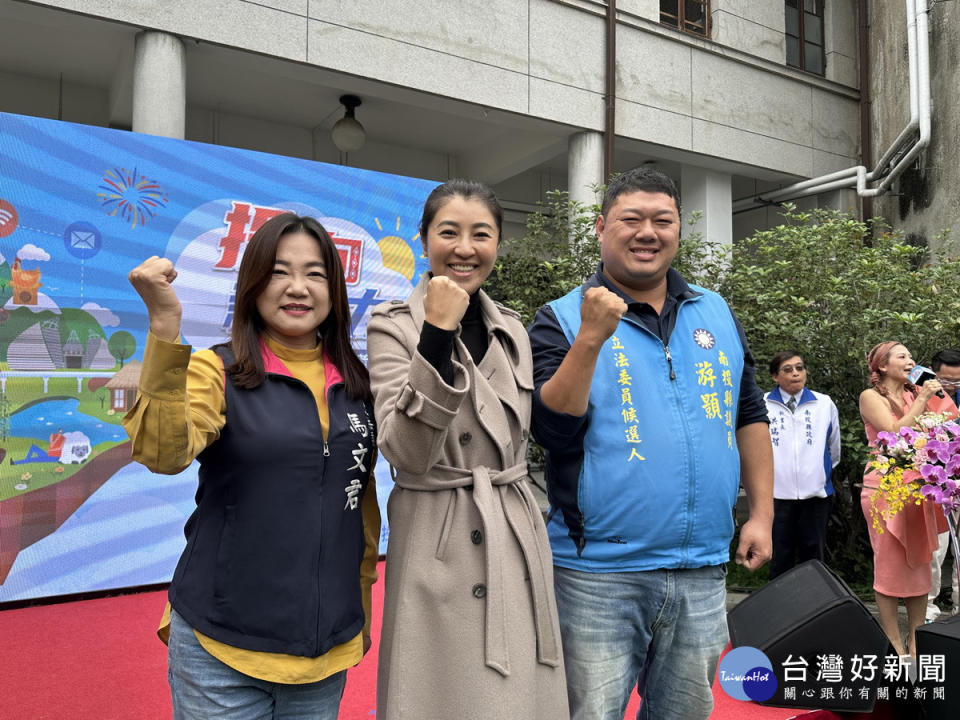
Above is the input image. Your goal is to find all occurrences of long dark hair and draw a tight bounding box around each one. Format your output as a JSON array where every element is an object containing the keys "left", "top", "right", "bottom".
[{"left": 226, "top": 212, "right": 371, "bottom": 401}]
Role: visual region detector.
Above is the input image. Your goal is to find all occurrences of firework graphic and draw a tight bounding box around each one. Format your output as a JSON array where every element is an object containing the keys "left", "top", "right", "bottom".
[{"left": 97, "top": 167, "right": 169, "bottom": 227}]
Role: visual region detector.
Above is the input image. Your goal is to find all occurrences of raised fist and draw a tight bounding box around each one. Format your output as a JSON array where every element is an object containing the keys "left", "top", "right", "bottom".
[
  {"left": 423, "top": 275, "right": 470, "bottom": 331},
  {"left": 578, "top": 286, "right": 627, "bottom": 346},
  {"left": 129, "top": 256, "right": 182, "bottom": 341}
]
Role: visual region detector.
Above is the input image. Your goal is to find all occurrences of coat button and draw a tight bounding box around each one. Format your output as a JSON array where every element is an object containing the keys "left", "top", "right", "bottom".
[
  {"left": 472, "top": 583, "right": 486, "bottom": 599},
  {"left": 471, "top": 529, "right": 483, "bottom": 545},
  {"left": 459, "top": 432, "right": 472, "bottom": 445}
]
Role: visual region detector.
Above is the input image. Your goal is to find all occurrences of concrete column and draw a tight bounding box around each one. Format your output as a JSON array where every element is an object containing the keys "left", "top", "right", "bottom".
[
  {"left": 680, "top": 166, "right": 732, "bottom": 247},
  {"left": 568, "top": 131, "right": 604, "bottom": 210},
  {"left": 133, "top": 31, "right": 186, "bottom": 139}
]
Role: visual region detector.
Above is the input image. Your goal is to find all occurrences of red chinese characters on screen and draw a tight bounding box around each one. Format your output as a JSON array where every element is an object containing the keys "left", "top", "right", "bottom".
[{"left": 214, "top": 201, "right": 363, "bottom": 284}]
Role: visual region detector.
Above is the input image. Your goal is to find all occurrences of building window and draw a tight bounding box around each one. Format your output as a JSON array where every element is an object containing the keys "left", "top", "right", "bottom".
[
  {"left": 786, "top": 0, "right": 825, "bottom": 75},
  {"left": 660, "top": 1, "right": 710, "bottom": 38}
]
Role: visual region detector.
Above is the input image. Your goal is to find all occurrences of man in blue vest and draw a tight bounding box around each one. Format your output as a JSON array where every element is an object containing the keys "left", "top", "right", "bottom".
[{"left": 529, "top": 167, "right": 773, "bottom": 720}]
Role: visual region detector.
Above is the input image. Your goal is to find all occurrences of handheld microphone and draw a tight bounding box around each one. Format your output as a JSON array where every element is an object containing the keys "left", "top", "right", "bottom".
[{"left": 908, "top": 365, "right": 945, "bottom": 398}]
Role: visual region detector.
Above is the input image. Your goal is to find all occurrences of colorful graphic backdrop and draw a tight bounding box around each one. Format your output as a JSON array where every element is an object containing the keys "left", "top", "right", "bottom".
[{"left": 0, "top": 111, "right": 435, "bottom": 602}]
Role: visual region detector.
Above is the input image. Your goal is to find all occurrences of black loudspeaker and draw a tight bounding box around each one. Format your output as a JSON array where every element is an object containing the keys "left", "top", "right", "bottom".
[
  {"left": 728, "top": 560, "right": 890, "bottom": 712},
  {"left": 915, "top": 612, "right": 960, "bottom": 719}
]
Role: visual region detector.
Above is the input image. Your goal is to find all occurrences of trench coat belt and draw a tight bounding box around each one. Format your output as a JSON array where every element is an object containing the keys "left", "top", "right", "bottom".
[{"left": 393, "top": 462, "right": 560, "bottom": 676}]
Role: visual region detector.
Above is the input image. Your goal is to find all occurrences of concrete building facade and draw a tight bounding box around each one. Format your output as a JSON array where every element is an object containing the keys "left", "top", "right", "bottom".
[{"left": 0, "top": 1, "right": 944, "bottom": 247}]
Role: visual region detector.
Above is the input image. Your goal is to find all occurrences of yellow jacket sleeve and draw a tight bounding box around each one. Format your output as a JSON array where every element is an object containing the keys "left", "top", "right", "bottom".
[{"left": 122, "top": 332, "right": 226, "bottom": 474}]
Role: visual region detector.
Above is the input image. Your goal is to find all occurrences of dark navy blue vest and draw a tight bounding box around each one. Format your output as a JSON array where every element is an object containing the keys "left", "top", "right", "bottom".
[{"left": 169, "top": 344, "right": 376, "bottom": 657}]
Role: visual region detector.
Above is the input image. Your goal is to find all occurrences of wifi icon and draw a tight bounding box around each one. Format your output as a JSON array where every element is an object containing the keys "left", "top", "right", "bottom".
[{"left": 0, "top": 199, "right": 18, "bottom": 239}]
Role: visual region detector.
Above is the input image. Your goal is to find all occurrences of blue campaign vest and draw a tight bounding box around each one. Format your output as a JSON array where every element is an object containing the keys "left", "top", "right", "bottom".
[
  {"left": 547, "top": 284, "right": 744, "bottom": 570},
  {"left": 169, "top": 344, "right": 376, "bottom": 657}
]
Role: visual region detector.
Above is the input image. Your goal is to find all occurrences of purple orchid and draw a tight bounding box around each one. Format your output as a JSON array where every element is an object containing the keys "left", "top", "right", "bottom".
[
  {"left": 924, "top": 439, "right": 952, "bottom": 464},
  {"left": 876, "top": 430, "right": 898, "bottom": 446},
  {"left": 947, "top": 455, "right": 960, "bottom": 476},
  {"left": 921, "top": 484, "right": 945, "bottom": 503},
  {"left": 899, "top": 426, "right": 919, "bottom": 443},
  {"left": 921, "top": 463, "right": 948, "bottom": 485}
]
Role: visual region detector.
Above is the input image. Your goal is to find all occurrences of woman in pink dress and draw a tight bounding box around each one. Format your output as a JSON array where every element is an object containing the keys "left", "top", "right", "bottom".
[{"left": 859, "top": 341, "right": 954, "bottom": 657}]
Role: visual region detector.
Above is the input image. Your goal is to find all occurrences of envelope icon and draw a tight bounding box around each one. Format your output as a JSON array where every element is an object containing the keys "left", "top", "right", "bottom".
[{"left": 70, "top": 231, "right": 96, "bottom": 249}]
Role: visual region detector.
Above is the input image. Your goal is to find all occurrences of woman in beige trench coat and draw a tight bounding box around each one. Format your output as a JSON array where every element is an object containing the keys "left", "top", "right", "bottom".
[{"left": 366, "top": 179, "right": 568, "bottom": 720}]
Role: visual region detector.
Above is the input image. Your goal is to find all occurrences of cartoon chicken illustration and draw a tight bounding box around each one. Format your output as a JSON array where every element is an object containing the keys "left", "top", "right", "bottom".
[{"left": 11, "top": 257, "right": 42, "bottom": 305}]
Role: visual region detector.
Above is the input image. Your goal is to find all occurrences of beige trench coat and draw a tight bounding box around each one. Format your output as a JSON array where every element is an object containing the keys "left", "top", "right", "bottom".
[{"left": 367, "top": 275, "right": 568, "bottom": 720}]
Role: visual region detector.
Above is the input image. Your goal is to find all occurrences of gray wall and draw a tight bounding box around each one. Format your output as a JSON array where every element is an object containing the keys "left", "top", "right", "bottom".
[
  {"left": 20, "top": 0, "right": 860, "bottom": 180},
  {"left": 868, "top": 0, "right": 960, "bottom": 252}
]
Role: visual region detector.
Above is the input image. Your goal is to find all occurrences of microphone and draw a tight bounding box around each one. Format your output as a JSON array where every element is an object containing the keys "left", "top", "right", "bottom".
[{"left": 908, "top": 365, "right": 945, "bottom": 398}]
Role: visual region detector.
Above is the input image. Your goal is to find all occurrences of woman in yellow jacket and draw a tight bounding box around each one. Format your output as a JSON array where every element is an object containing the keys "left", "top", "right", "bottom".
[{"left": 124, "top": 213, "right": 379, "bottom": 720}]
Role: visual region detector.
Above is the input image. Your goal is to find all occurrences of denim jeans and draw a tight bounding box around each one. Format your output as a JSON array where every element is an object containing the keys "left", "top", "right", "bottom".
[
  {"left": 553, "top": 564, "right": 728, "bottom": 720},
  {"left": 168, "top": 610, "right": 346, "bottom": 720}
]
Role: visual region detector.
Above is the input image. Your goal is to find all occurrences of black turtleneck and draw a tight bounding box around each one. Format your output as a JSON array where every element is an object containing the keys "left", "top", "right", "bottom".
[{"left": 417, "top": 291, "right": 489, "bottom": 385}]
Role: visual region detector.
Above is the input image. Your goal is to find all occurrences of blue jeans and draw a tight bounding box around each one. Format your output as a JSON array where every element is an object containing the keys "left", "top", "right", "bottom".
[
  {"left": 168, "top": 610, "right": 346, "bottom": 720},
  {"left": 553, "top": 564, "right": 729, "bottom": 720}
]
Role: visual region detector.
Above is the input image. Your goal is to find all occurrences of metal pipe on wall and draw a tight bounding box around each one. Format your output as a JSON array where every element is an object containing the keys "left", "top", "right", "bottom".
[
  {"left": 733, "top": 0, "right": 931, "bottom": 213},
  {"left": 858, "top": 0, "right": 873, "bottom": 220},
  {"left": 604, "top": 0, "right": 616, "bottom": 182}
]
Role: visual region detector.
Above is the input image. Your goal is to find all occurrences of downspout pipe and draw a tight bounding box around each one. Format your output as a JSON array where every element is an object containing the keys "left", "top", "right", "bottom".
[
  {"left": 733, "top": 0, "right": 930, "bottom": 212},
  {"left": 604, "top": 0, "right": 616, "bottom": 182},
  {"left": 858, "top": 0, "right": 873, "bottom": 220},
  {"left": 869, "top": 0, "right": 919, "bottom": 176},
  {"left": 860, "top": 0, "right": 930, "bottom": 196}
]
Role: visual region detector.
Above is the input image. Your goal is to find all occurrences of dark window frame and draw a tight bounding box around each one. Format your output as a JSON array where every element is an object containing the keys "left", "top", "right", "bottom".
[
  {"left": 785, "top": 0, "right": 826, "bottom": 76},
  {"left": 660, "top": 1, "right": 711, "bottom": 39}
]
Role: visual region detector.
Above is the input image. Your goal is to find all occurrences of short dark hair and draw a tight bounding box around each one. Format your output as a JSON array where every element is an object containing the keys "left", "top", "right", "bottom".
[
  {"left": 769, "top": 350, "right": 804, "bottom": 376},
  {"left": 419, "top": 178, "right": 503, "bottom": 245},
  {"left": 600, "top": 167, "right": 681, "bottom": 217},
  {"left": 932, "top": 348, "right": 960, "bottom": 371},
  {"left": 227, "top": 212, "right": 371, "bottom": 401}
]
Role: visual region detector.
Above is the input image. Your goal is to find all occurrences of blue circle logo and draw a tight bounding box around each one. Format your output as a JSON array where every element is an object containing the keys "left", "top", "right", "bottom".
[
  {"left": 63, "top": 221, "right": 102, "bottom": 260},
  {"left": 718, "top": 646, "right": 778, "bottom": 702}
]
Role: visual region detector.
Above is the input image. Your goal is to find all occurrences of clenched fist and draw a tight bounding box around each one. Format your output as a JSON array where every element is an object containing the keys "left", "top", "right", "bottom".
[
  {"left": 423, "top": 275, "right": 470, "bottom": 331},
  {"left": 128, "top": 256, "right": 182, "bottom": 342},
  {"left": 578, "top": 286, "right": 627, "bottom": 347}
]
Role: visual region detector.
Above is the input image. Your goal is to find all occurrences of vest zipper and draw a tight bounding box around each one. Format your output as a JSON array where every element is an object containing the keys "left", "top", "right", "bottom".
[
  {"left": 314, "top": 383, "right": 339, "bottom": 656},
  {"left": 622, "top": 298, "right": 699, "bottom": 563}
]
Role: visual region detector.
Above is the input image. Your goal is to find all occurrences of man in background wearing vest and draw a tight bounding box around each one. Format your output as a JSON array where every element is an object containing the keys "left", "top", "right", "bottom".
[
  {"left": 764, "top": 351, "right": 840, "bottom": 580},
  {"left": 528, "top": 167, "right": 773, "bottom": 720},
  {"left": 927, "top": 348, "right": 960, "bottom": 620}
]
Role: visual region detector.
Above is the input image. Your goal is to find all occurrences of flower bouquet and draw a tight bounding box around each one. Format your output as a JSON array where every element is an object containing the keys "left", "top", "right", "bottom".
[{"left": 869, "top": 412, "right": 960, "bottom": 535}]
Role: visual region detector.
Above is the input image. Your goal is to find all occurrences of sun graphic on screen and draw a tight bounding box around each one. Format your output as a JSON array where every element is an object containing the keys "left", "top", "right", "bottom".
[{"left": 375, "top": 216, "right": 420, "bottom": 280}]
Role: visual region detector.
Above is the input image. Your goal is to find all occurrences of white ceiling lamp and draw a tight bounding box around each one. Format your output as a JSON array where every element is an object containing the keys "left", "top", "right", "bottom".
[{"left": 331, "top": 94, "right": 365, "bottom": 153}]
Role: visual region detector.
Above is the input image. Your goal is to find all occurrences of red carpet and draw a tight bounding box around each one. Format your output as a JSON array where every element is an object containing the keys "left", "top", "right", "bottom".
[{"left": 0, "top": 561, "right": 800, "bottom": 719}]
